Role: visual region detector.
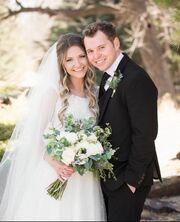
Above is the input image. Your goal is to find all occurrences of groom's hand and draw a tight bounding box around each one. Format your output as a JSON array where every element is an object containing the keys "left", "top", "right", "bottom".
[{"left": 127, "top": 183, "right": 136, "bottom": 193}]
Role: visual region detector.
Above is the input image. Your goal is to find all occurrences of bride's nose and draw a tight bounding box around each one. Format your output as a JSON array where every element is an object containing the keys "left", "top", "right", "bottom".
[{"left": 73, "top": 58, "right": 82, "bottom": 67}]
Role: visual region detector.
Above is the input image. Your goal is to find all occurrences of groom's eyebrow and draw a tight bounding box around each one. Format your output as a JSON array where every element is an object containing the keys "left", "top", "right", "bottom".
[
  {"left": 87, "top": 43, "right": 105, "bottom": 51},
  {"left": 98, "top": 44, "right": 105, "bottom": 47},
  {"left": 86, "top": 48, "right": 93, "bottom": 52}
]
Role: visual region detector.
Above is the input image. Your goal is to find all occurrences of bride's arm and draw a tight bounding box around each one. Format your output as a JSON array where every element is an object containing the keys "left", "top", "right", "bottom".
[{"left": 41, "top": 87, "right": 75, "bottom": 179}]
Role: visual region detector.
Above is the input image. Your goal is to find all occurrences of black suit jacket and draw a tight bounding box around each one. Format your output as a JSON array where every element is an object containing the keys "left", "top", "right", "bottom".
[{"left": 98, "top": 53, "right": 162, "bottom": 192}]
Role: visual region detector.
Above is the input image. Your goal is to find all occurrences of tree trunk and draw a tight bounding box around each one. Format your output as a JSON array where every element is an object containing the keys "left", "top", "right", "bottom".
[
  {"left": 139, "top": 24, "right": 175, "bottom": 97},
  {"left": 121, "top": 0, "right": 175, "bottom": 98}
]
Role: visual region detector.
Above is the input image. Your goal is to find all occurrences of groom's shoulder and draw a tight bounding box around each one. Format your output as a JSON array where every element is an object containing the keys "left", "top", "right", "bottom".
[
  {"left": 123, "top": 57, "right": 157, "bottom": 91},
  {"left": 125, "top": 57, "right": 152, "bottom": 82}
]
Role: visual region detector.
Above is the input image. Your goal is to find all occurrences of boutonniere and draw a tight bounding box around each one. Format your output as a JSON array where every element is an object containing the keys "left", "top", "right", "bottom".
[{"left": 107, "top": 70, "right": 123, "bottom": 97}]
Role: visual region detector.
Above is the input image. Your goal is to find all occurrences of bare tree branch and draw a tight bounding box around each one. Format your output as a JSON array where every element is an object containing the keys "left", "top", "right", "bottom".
[
  {"left": 15, "top": 0, "right": 25, "bottom": 9},
  {"left": 0, "top": 4, "right": 120, "bottom": 21}
]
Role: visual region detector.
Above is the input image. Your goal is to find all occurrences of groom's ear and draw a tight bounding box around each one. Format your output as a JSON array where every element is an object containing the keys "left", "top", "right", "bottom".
[{"left": 113, "top": 37, "right": 120, "bottom": 50}]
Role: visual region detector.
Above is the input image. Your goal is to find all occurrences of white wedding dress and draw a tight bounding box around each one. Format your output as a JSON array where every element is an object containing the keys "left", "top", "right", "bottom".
[{"left": 13, "top": 95, "right": 106, "bottom": 221}]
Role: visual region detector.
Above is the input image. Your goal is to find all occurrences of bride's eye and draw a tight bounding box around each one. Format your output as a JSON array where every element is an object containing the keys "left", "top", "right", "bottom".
[
  {"left": 80, "top": 55, "right": 86, "bottom": 58},
  {"left": 66, "top": 58, "right": 72, "bottom": 62}
]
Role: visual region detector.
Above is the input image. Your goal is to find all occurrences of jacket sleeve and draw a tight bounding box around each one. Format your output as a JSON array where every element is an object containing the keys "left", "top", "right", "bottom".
[{"left": 124, "top": 72, "right": 158, "bottom": 188}]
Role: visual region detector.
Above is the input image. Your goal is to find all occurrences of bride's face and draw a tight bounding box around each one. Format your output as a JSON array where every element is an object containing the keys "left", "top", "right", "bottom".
[{"left": 63, "top": 45, "right": 88, "bottom": 80}]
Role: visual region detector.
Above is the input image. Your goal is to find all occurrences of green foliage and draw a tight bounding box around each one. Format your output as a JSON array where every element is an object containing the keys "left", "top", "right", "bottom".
[
  {"left": 0, "top": 123, "right": 14, "bottom": 161},
  {"left": 0, "top": 85, "right": 22, "bottom": 95},
  {"left": 154, "top": 0, "right": 180, "bottom": 8},
  {"left": 64, "top": 114, "right": 96, "bottom": 134},
  {"left": 49, "top": 13, "right": 116, "bottom": 45},
  {"left": 84, "top": 14, "right": 115, "bottom": 24},
  {"left": 0, "top": 123, "right": 15, "bottom": 141},
  {"left": 49, "top": 25, "right": 82, "bottom": 45},
  {"left": 154, "top": 0, "right": 180, "bottom": 26},
  {"left": 0, "top": 141, "right": 8, "bottom": 161}
]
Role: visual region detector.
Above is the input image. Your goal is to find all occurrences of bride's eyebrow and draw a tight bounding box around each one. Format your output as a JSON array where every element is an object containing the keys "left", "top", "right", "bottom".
[
  {"left": 79, "top": 53, "right": 86, "bottom": 56},
  {"left": 66, "top": 52, "right": 86, "bottom": 59},
  {"left": 66, "top": 56, "right": 72, "bottom": 59}
]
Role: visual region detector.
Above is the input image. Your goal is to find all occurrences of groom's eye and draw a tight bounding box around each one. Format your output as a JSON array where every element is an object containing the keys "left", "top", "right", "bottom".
[
  {"left": 99, "top": 45, "right": 105, "bottom": 49},
  {"left": 87, "top": 50, "right": 93, "bottom": 54}
]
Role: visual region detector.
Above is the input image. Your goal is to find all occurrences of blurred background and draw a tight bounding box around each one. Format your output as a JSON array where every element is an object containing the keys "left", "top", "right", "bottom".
[{"left": 0, "top": 0, "right": 180, "bottom": 220}]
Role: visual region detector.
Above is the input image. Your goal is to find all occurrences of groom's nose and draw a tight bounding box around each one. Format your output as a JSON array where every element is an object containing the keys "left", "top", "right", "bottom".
[{"left": 94, "top": 50, "right": 101, "bottom": 59}]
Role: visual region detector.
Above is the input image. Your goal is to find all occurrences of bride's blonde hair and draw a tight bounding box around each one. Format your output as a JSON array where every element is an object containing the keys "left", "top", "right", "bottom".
[{"left": 56, "top": 33, "right": 98, "bottom": 124}]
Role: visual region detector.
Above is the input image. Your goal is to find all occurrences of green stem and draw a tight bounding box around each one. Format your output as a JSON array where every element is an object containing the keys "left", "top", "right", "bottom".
[{"left": 47, "top": 179, "right": 68, "bottom": 200}]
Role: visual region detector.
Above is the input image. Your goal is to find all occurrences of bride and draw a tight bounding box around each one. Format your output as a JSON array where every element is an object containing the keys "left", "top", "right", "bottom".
[{"left": 0, "top": 33, "right": 106, "bottom": 221}]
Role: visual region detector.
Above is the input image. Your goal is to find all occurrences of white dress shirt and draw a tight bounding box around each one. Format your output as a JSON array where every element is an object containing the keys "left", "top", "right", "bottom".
[{"left": 104, "top": 52, "right": 124, "bottom": 91}]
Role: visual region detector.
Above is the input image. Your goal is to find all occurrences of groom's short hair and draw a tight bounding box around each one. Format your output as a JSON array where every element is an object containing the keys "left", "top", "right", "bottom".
[{"left": 82, "top": 21, "right": 117, "bottom": 41}]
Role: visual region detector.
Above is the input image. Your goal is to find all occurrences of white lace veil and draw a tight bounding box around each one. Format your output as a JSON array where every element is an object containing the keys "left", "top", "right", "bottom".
[{"left": 0, "top": 42, "right": 60, "bottom": 220}]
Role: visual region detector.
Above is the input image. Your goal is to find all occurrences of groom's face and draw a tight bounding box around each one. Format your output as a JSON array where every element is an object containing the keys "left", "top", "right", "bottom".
[{"left": 84, "top": 30, "right": 120, "bottom": 71}]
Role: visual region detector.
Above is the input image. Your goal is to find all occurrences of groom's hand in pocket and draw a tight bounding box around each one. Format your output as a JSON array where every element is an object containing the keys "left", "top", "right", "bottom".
[{"left": 127, "top": 183, "right": 136, "bottom": 193}]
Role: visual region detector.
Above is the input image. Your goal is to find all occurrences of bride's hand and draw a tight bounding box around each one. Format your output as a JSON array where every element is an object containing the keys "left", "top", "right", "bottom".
[
  {"left": 44, "top": 153, "right": 74, "bottom": 180},
  {"left": 52, "top": 159, "right": 74, "bottom": 181}
]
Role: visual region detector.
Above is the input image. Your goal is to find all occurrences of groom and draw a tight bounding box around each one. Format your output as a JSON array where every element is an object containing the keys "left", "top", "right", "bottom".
[{"left": 83, "top": 21, "right": 162, "bottom": 221}]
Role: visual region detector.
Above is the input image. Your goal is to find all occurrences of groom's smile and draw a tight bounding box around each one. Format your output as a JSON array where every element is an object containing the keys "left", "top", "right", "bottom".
[{"left": 84, "top": 30, "right": 120, "bottom": 71}]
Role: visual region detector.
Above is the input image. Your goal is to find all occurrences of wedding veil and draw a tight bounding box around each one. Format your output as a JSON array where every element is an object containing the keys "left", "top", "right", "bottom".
[{"left": 0, "top": 42, "right": 60, "bottom": 220}]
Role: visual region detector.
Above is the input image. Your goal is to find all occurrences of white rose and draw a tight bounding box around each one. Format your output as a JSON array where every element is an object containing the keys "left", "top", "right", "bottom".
[
  {"left": 78, "top": 153, "right": 87, "bottom": 160},
  {"left": 87, "top": 133, "right": 98, "bottom": 143},
  {"left": 86, "top": 141, "right": 104, "bottom": 156},
  {"left": 61, "top": 147, "right": 76, "bottom": 165},
  {"left": 75, "top": 141, "right": 89, "bottom": 152},
  {"left": 79, "top": 132, "right": 87, "bottom": 141},
  {"left": 60, "top": 131, "right": 78, "bottom": 144},
  {"left": 56, "top": 135, "right": 61, "bottom": 140}
]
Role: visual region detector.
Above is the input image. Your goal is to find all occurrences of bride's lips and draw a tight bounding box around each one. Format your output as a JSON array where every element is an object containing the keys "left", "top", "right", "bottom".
[{"left": 73, "top": 67, "right": 85, "bottom": 72}]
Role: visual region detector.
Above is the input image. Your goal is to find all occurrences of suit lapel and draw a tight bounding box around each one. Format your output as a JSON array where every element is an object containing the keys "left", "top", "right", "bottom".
[
  {"left": 98, "top": 74, "right": 107, "bottom": 99},
  {"left": 98, "top": 53, "right": 130, "bottom": 123},
  {"left": 116, "top": 52, "right": 129, "bottom": 74},
  {"left": 98, "top": 88, "right": 113, "bottom": 123}
]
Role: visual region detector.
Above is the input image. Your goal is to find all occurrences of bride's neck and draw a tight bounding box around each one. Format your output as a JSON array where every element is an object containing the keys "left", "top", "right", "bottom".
[{"left": 69, "top": 79, "right": 85, "bottom": 97}]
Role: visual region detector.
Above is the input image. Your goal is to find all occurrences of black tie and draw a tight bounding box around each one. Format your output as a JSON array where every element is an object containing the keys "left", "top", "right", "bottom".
[
  {"left": 99, "top": 72, "right": 110, "bottom": 98},
  {"left": 101, "top": 72, "right": 110, "bottom": 90}
]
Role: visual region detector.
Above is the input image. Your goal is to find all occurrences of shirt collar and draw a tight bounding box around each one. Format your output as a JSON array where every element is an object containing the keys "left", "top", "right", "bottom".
[{"left": 105, "top": 52, "right": 124, "bottom": 77}]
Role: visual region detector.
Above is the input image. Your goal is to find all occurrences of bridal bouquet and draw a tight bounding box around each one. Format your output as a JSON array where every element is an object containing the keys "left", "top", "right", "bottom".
[{"left": 43, "top": 114, "right": 116, "bottom": 200}]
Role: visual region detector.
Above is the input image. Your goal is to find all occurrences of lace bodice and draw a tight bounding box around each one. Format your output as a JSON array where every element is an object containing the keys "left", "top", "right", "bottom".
[{"left": 52, "top": 94, "right": 97, "bottom": 129}]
